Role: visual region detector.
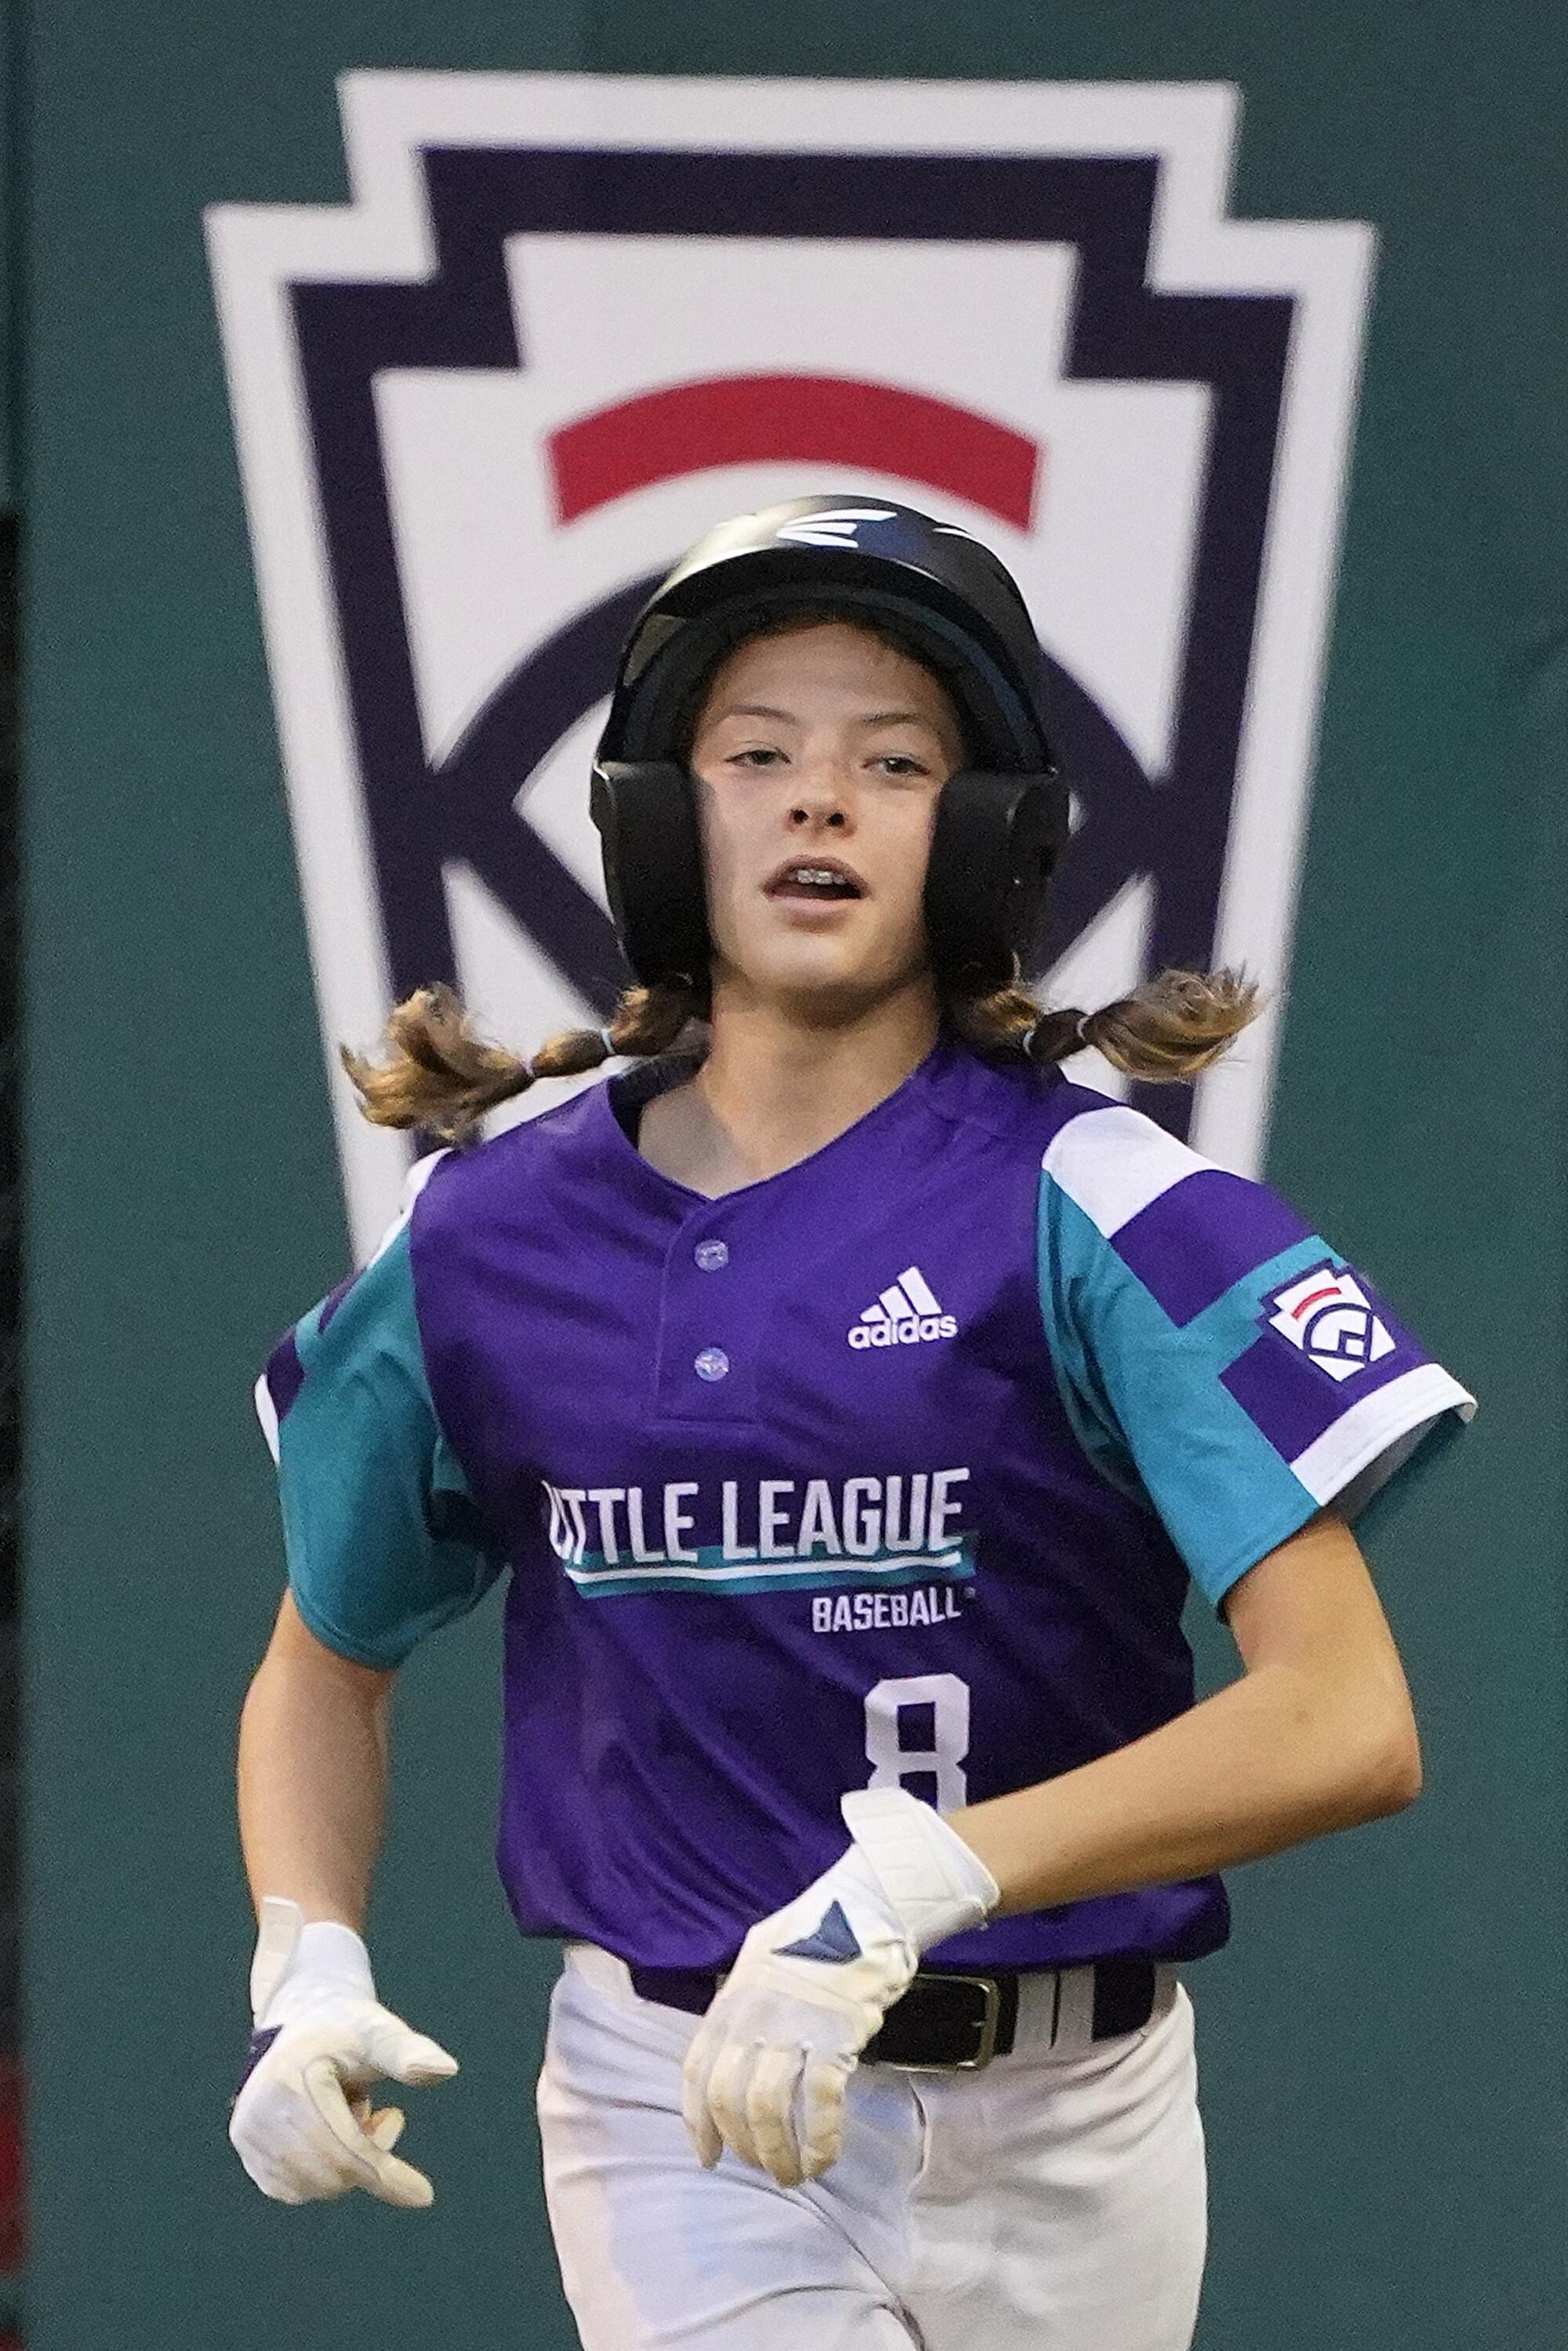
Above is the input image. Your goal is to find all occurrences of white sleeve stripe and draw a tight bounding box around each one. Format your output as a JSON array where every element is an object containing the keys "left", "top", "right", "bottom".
[
  {"left": 1290, "top": 1363, "right": 1477, "bottom": 1507},
  {"left": 368, "top": 1146, "right": 452, "bottom": 1266},
  {"left": 1042, "top": 1104, "right": 1216, "bottom": 1239},
  {"left": 253, "top": 1370, "right": 281, "bottom": 1466}
]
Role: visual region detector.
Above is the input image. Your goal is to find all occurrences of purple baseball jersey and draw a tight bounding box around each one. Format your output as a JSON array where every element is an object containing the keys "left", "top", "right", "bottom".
[{"left": 257, "top": 1041, "right": 1472, "bottom": 1972}]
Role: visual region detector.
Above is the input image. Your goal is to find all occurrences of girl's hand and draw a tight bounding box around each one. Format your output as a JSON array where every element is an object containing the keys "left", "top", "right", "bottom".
[
  {"left": 228, "top": 1899, "right": 458, "bottom": 2208},
  {"left": 681, "top": 1790, "right": 996, "bottom": 2186}
]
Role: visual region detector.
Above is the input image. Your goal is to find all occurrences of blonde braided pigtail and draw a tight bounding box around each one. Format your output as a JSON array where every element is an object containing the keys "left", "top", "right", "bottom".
[
  {"left": 947, "top": 967, "right": 1261, "bottom": 1081},
  {"left": 342, "top": 977, "right": 702, "bottom": 1145}
]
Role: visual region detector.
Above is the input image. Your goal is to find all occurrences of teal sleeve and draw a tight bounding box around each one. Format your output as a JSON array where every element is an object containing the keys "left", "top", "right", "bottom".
[
  {"left": 262, "top": 1224, "right": 503, "bottom": 1667},
  {"left": 1035, "top": 1152, "right": 1475, "bottom": 1609}
]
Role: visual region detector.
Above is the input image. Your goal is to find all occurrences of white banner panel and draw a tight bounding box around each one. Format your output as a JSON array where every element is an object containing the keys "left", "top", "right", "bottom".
[{"left": 208, "top": 73, "right": 1372, "bottom": 1256}]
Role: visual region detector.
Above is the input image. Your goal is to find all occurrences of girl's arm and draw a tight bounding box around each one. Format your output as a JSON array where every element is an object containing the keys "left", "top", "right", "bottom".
[
  {"left": 230, "top": 1593, "right": 458, "bottom": 2210},
  {"left": 951, "top": 1510, "right": 1421, "bottom": 1914},
  {"left": 238, "top": 1590, "right": 396, "bottom": 1928},
  {"left": 681, "top": 1508, "right": 1420, "bottom": 2186}
]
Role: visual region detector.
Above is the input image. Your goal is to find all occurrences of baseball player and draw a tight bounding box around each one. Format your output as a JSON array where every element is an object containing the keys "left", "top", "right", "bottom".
[{"left": 230, "top": 498, "right": 1473, "bottom": 2349}]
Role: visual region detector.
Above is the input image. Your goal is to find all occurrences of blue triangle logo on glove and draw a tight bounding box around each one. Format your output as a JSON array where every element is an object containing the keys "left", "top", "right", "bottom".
[{"left": 775, "top": 1899, "right": 863, "bottom": 1964}]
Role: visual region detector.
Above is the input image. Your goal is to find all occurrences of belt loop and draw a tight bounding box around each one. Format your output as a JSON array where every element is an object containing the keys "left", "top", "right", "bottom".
[
  {"left": 1053, "top": 1965, "right": 1097, "bottom": 2052},
  {"left": 993, "top": 1972, "right": 1021, "bottom": 2058}
]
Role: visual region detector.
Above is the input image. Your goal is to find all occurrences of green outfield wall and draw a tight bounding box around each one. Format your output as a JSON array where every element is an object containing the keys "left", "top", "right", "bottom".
[{"left": 20, "top": 3, "right": 1568, "bottom": 2347}]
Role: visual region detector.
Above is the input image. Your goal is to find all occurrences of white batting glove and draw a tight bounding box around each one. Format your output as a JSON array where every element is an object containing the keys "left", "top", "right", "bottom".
[
  {"left": 681, "top": 1789, "right": 999, "bottom": 2188},
  {"left": 228, "top": 1898, "right": 459, "bottom": 2209}
]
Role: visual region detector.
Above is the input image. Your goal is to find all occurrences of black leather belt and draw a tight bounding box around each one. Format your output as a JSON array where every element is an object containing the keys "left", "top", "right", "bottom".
[{"left": 629, "top": 1957, "right": 1160, "bottom": 2070}]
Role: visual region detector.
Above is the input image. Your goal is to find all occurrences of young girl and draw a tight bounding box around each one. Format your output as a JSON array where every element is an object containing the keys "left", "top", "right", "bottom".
[{"left": 231, "top": 496, "right": 1472, "bottom": 2350}]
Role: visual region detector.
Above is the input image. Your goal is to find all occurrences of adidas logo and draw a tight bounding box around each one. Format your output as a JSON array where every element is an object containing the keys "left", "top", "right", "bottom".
[{"left": 848, "top": 1267, "right": 957, "bottom": 1351}]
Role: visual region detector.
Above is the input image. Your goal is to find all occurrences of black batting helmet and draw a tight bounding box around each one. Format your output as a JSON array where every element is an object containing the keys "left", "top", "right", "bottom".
[{"left": 589, "top": 495, "right": 1069, "bottom": 996}]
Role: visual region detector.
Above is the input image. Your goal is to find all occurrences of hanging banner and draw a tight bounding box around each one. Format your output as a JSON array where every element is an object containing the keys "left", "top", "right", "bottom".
[{"left": 207, "top": 71, "right": 1372, "bottom": 1257}]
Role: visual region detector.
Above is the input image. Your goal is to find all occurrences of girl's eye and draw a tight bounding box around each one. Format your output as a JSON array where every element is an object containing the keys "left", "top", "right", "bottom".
[
  {"left": 876, "top": 754, "right": 928, "bottom": 777},
  {"left": 731, "top": 747, "right": 785, "bottom": 767}
]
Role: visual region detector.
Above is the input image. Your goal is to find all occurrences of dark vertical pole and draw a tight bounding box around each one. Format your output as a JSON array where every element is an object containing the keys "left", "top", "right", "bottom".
[
  {"left": 0, "top": 509, "right": 21, "bottom": 2346},
  {"left": 0, "top": 0, "right": 27, "bottom": 2319}
]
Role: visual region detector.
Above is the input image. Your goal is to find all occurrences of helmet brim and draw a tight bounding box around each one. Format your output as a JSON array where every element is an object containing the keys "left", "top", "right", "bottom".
[{"left": 606, "top": 570, "right": 1054, "bottom": 775}]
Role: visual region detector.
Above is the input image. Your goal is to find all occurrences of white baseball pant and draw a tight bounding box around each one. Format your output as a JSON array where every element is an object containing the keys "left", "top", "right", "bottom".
[{"left": 537, "top": 1943, "right": 1207, "bottom": 2349}]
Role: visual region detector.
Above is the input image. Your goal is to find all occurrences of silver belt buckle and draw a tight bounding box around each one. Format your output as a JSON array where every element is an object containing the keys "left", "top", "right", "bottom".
[{"left": 884, "top": 1971, "right": 1004, "bottom": 2073}]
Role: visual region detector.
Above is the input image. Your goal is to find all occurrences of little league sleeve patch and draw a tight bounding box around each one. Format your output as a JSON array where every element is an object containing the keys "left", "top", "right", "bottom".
[
  {"left": 1037, "top": 1105, "right": 1475, "bottom": 1604},
  {"left": 1220, "top": 1260, "right": 1446, "bottom": 1478},
  {"left": 1262, "top": 1263, "right": 1396, "bottom": 1380}
]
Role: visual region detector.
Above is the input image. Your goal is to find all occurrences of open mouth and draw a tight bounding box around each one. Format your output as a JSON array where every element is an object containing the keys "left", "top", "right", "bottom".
[{"left": 764, "top": 859, "right": 866, "bottom": 902}]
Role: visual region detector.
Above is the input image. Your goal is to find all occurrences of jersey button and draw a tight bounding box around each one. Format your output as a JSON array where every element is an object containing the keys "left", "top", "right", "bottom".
[
  {"left": 695, "top": 1240, "right": 729, "bottom": 1272},
  {"left": 694, "top": 1347, "right": 730, "bottom": 1382}
]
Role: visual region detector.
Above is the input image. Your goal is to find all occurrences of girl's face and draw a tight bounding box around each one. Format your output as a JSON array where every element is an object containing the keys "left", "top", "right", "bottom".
[{"left": 688, "top": 622, "right": 965, "bottom": 1018}]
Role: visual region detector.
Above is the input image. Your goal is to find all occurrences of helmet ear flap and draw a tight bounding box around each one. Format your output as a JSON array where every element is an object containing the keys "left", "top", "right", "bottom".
[
  {"left": 924, "top": 771, "right": 1069, "bottom": 997},
  {"left": 590, "top": 758, "right": 1069, "bottom": 1000},
  {"left": 590, "top": 760, "right": 712, "bottom": 989}
]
